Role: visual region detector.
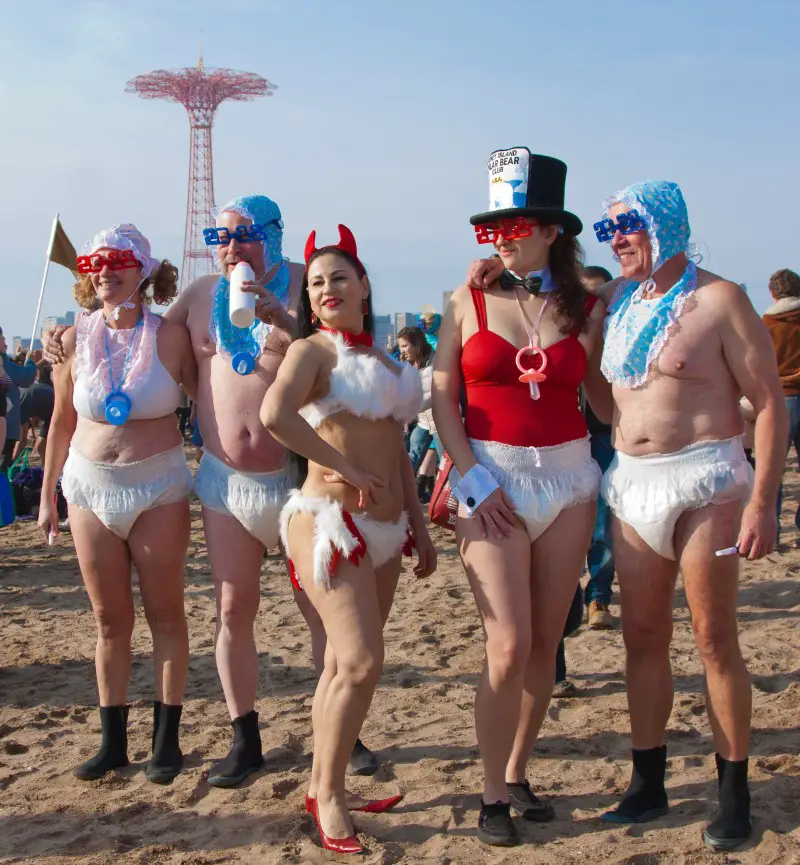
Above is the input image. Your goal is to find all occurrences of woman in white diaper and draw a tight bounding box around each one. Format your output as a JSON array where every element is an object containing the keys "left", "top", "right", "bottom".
[
  {"left": 39, "top": 224, "right": 196, "bottom": 785},
  {"left": 261, "top": 224, "right": 436, "bottom": 854}
]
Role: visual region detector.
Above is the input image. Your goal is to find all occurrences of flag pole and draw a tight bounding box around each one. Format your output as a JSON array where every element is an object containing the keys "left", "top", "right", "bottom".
[{"left": 28, "top": 213, "right": 59, "bottom": 356}]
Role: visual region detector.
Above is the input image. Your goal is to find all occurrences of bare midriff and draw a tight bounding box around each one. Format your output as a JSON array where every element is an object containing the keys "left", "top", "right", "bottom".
[
  {"left": 303, "top": 412, "right": 405, "bottom": 523},
  {"left": 70, "top": 413, "right": 182, "bottom": 464}
]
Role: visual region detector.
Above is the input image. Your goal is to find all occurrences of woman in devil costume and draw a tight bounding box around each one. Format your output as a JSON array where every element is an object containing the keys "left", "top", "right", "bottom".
[{"left": 261, "top": 225, "right": 437, "bottom": 854}]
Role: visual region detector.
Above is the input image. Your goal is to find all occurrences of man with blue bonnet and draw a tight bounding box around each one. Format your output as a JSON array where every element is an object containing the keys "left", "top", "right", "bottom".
[
  {"left": 594, "top": 180, "right": 786, "bottom": 851},
  {"left": 162, "top": 194, "right": 306, "bottom": 785}
]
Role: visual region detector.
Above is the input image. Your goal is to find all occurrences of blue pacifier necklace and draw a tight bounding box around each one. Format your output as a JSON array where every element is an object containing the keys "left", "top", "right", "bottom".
[{"left": 103, "top": 310, "right": 143, "bottom": 426}]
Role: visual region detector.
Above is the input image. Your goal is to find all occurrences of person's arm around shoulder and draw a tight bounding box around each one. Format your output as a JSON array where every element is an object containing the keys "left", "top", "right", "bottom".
[
  {"left": 465, "top": 255, "right": 505, "bottom": 290},
  {"left": 432, "top": 286, "right": 520, "bottom": 540},
  {"left": 260, "top": 338, "right": 383, "bottom": 508},
  {"left": 582, "top": 297, "right": 613, "bottom": 424},
  {"left": 38, "top": 327, "right": 78, "bottom": 542},
  {"left": 159, "top": 318, "right": 198, "bottom": 402},
  {"left": 717, "top": 279, "right": 788, "bottom": 559}
]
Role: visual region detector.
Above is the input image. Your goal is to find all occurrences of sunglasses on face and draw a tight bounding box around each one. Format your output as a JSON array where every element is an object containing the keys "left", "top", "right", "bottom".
[
  {"left": 474, "top": 217, "right": 538, "bottom": 245},
  {"left": 203, "top": 220, "right": 283, "bottom": 247},
  {"left": 593, "top": 209, "right": 646, "bottom": 243},
  {"left": 76, "top": 250, "right": 139, "bottom": 274}
]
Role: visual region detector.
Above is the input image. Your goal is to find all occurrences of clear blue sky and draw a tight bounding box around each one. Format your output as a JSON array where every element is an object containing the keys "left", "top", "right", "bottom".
[{"left": 1, "top": 0, "right": 798, "bottom": 341}]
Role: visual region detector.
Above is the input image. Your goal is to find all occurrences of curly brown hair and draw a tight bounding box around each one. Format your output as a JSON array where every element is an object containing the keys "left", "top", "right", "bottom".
[
  {"left": 768, "top": 269, "right": 800, "bottom": 301},
  {"left": 72, "top": 260, "right": 180, "bottom": 309},
  {"left": 548, "top": 232, "right": 588, "bottom": 333}
]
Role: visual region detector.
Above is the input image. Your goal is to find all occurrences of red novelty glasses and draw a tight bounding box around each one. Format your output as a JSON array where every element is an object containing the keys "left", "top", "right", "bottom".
[
  {"left": 474, "top": 217, "right": 538, "bottom": 245},
  {"left": 76, "top": 250, "right": 139, "bottom": 275}
]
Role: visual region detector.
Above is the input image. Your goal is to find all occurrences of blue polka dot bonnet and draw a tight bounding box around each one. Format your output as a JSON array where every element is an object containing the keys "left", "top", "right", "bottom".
[
  {"left": 212, "top": 194, "right": 284, "bottom": 274},
  {"left": 603, "top": 180, "right": 690, "bottom": 287}
]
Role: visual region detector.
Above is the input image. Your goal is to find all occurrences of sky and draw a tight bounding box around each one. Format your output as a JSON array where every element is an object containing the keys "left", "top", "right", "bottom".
[{"left": 1, "top": 0, "right": 798, "bottom": 342}]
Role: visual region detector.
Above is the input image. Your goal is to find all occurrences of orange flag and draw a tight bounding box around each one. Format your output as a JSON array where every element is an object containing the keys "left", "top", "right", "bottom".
[{"left": 49, "top": 218, "right": 77, "bottom": 276}]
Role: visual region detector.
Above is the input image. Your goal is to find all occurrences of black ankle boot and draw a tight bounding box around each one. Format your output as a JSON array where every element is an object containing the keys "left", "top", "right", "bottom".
[
  {"left": 703, "top": 754, "right": 752, "bottom": 851},
  {"left": 601, "top": 745, "right": 669, "bottom": 823},
  {"left": 347, "top": 737, "right": 378, "bottom": 777},
  {"left": 74, "top": 705, "right": 129, "bottom": 780},
  {"left": 151, "top": 700, "right": 161, "bottom": 752},
  {"left": 415, "top": 476, "right": 428, "bottom": 501},
  {"left": 146, "top": 701, "right": 184, "bottom": 785},
  {"left": 207, "top": 710, "right": 263, "bottom": 788}
]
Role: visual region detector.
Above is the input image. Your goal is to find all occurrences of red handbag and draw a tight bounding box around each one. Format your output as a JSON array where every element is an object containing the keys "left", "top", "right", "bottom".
[{"left": 428, "top": 452, "right": 458, "bottom": 531}]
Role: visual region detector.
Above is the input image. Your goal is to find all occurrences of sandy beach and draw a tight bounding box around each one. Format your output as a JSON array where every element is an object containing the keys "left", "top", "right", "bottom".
[{"left": 1, "top": 452, "right": 799, "bottom": 864}]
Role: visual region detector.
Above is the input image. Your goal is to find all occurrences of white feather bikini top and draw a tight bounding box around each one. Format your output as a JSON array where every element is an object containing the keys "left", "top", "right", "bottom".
[{"left": 299, "top": 330, "right": 423, "bottom": 428}]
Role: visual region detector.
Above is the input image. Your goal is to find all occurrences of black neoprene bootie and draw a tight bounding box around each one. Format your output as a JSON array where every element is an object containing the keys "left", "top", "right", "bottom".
[
  {"left": 703, "top": 754, "right": 752, "bottom": 851},
  {"left": 74, "top": 705, "right": 129, "bottom": 780},
  {"left": 150, "top": 699, "right": 160, "bottom": 751},
  {"left": 601, "top": 745, "right": 669, "bottom": 823},
  {"left": 145, "top": 701, "right": 184, "bottom": 784},
  {"left": 207, "top": 710, "right": 264, "bottom": 788}
]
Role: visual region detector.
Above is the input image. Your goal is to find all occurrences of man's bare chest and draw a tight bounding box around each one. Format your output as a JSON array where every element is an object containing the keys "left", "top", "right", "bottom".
[
  {"left": 653, "top": 307, "right": 722, "bottom": 381},
  {"left": 183, "top": 292, "right": 214, "bottom": 360},
  {"left": 188, "top": 301, "right": 285, "bottom": 375}
]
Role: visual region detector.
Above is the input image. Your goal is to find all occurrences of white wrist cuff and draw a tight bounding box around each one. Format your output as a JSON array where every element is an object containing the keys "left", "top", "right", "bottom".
[{"left": 453, "top": 464, "right": 500, "bottom": 517}]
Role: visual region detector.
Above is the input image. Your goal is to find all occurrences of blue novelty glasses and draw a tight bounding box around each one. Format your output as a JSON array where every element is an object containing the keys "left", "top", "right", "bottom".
[
  {"left": 203, "top": 220, "right": 283, "bottom": 246},
  {"left": 593, "top": 209, "right": 645, "bottom": 243}
]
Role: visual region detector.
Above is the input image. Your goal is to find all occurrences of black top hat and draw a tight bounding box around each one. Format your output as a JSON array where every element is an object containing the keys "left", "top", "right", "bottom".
[{"left": 470, "top": 147, "right": 583, "bottom": 236}]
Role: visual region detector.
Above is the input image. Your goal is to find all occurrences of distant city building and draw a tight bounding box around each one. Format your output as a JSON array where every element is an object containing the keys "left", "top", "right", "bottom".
[
  {"left": 442, "top": 291, "right": 453, "bottom": 311},
  {"left": 12, "top": 337, "right": 43, "bottom": 354},
  {"left": 373, "top": 314, "right": 394, "bottom": 350},
  {"left": 393, "top": 312, "right": 417, "bottom": 333},
  {"left": 374, "top": 310, "right": 434, "bottom": 349},
  {"left": 12, "top": 311, "right": 76, "bottom": 355},
  {"left": 40, "top": 311, "right": 76, "bottom": 333}
]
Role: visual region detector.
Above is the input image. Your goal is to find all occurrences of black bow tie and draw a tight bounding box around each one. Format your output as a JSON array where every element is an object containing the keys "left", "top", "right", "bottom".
[{"left": 499, "top": 269, "right": 542, "bottom": 296}]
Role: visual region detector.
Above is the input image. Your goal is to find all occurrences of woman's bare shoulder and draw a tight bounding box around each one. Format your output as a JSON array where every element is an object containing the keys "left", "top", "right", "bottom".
[{"left": 61, "top": 325, "right": 77, "bottom": 357}]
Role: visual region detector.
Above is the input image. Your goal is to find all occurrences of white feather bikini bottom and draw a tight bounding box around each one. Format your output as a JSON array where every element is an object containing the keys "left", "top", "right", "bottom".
[{"left": 280, "top": 490, "right": 413, "bottom": 591}]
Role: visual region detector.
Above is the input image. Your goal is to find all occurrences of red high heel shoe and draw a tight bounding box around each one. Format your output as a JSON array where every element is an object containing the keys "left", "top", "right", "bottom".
[
  {"left": 310, "top": 797, "right": 364, "bottom": 855},
  {"left": 306, "top": 793, "right": 404, "bottom": 814},
  {"left": 351, "top": 794, "right": 404, "bottom": 813}
]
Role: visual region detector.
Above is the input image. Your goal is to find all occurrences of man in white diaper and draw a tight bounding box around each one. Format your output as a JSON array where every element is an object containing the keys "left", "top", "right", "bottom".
[{"left": 595, "top": 180, "right": 787, "bottom": 851}]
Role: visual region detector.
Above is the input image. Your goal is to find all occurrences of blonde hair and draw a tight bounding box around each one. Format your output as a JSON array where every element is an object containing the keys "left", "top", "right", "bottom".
[{"left": 73, "top": 260, "right": 180, "bottom": 309}]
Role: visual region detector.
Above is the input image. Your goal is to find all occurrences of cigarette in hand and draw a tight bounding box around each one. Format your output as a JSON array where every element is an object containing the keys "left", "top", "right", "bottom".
[{"left": 715, "top": 545, "right": 739, "bottom": 557}]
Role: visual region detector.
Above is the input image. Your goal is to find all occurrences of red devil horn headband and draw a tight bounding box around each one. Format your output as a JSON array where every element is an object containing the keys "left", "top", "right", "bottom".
[{"left": 304, "top": 224, "right": 364, "bottom": 274}]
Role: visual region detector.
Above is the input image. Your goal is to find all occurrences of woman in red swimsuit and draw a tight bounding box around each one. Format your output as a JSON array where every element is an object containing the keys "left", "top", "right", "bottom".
[{"left": 434, "top": 149, "right": 611, "bottom": 846}]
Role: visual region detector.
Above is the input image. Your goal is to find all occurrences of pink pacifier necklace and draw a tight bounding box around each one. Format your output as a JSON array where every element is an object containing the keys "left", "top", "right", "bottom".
[{"left": 513, "top": 289, "right": 549, "bottom": 400}]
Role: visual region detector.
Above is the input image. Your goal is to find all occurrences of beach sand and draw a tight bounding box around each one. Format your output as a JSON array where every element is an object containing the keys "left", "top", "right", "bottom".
[{"left": 1, "top": 454, "right": 799, "bottom": 864}]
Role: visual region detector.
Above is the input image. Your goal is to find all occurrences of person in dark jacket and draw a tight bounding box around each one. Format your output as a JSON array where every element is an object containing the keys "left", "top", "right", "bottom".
[
  {"left": 762, "top": 268, "right": 800, "bottom": 536},
  {"left": 0, "top": 327, "right": 37, "bottom": 468}
]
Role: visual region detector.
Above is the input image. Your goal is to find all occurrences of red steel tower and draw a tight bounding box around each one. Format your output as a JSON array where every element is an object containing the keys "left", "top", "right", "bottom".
[{"left": 126, "top": 54, "right": 276, "bottom": 288}]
